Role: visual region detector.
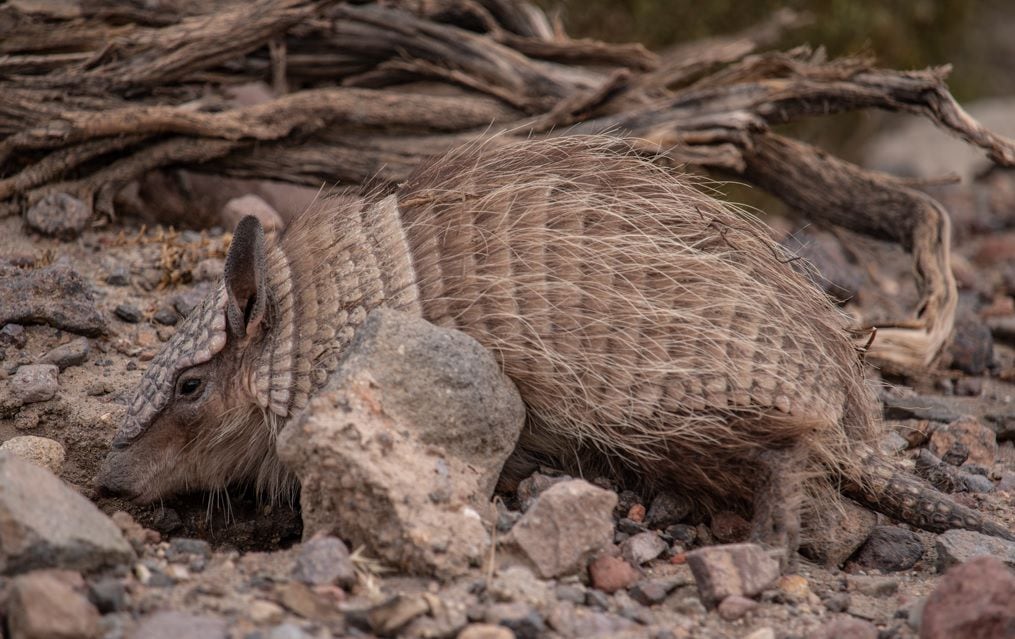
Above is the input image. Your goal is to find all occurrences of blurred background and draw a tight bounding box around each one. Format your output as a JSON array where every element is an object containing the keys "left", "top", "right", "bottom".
[{"left": 541, "top": 0, "right": 1015, "bottom": 169}]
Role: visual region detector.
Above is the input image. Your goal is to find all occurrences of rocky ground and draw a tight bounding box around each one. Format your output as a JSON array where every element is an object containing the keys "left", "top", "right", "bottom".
[{"left": 1, "top": 136, "right": 1015, "bottom": 639}]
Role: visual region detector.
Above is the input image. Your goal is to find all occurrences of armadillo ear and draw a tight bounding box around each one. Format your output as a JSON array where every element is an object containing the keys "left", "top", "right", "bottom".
[{"left": 224, "top": 215, "right": 267, "bottom": 339}]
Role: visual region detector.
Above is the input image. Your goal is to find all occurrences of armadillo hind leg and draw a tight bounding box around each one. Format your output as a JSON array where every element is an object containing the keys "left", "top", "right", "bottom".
[
  {"left": 847, "top": 448, "right": 1015, "bottom": 541},
  {"left": 749, "top": 445, "right": 805, "bottom": 571}
]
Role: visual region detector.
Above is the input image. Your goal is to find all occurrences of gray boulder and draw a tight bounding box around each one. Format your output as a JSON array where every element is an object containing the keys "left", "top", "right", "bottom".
[
  {"left": 0, "top": 453, "right": 134, "bottom": 575},
  {"left": 277, "top": 308, "right": 525, "bottom": 578}
]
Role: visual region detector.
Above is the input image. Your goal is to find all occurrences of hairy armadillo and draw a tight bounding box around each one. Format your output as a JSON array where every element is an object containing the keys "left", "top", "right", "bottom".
[{"left": 98, "top": 136, "right": 1014, "bottom": 553}]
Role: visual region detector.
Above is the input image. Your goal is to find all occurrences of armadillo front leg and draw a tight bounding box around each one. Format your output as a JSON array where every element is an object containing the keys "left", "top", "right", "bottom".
[{"left": 749, "top": 445, "right": 805, "bottom": 572}]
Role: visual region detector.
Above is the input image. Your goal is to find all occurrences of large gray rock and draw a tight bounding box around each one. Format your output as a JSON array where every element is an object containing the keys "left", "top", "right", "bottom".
[
  {"left": 502, "top": 480, "right": 616, "bottom": 578},
  {"left": 0, "top": 453, "right": 134, "bottom": 574},
  {"left": 936, "top": 529, "right": 1015, "bottom": 571},
  {"left": 277, "top": 308, "right": 525, "bottom": 578},
  {"left": 0, "top": 263, "right": 105, "bottom": 336}
]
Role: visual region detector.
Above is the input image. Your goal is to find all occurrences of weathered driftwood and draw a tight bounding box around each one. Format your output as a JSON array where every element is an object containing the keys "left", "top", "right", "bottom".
[{"left": 2, "top": 0, "right": 1015, "bottom": 370}]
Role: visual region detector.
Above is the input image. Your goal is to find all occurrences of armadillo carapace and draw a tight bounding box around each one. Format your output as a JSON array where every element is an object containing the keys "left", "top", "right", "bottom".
[{"left": 98, "top": 136, "right": 1014, "bottom": 553}]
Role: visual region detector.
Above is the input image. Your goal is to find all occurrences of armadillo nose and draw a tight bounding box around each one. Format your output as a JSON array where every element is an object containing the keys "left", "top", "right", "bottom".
[{"left": 95, "top": 450, "right": 136, "bottom": 498}]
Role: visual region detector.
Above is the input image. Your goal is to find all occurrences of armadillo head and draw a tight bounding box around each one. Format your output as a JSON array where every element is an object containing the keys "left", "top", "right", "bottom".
[{"left": 97, "top": 216, "right": 276, "bottom": 503}]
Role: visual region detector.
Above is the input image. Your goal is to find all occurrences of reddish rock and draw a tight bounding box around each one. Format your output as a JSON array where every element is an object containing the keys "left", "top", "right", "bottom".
[
  {"left": 920, "top": 556, "right": 1015, "bottom": 639},
  {"left": 627, "top": 503, "right": 646, "bottom": 523},
  {"left": 928, "top": 416, "right": 998, "bottom": 468},
  {"left": 589, "top": 555, "right": 639, "bottom": 593}
]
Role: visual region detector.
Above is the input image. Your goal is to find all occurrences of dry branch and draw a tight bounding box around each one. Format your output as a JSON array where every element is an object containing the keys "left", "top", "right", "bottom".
[{"left": 2, "top": 0, "right": 1015, "bottom": 370}]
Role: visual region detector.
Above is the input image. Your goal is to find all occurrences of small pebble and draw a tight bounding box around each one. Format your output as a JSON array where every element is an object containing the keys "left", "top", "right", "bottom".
[
  {"left": 249, "top": 600, "right": 285, "bottom": 624},
  {"left": 627, "top": 503, "right": 646, "bottom": 523},
  {"left": 88, "top": 578, "right": 128, "bottom": 614},
  {"left": 628, "top": 579, "right": 671, "bottom": 606},
  {"left": 153, "top": 306, "right": 179, "bottom": 326},
  {"left": 777, "top": 574, "right": 813, "bottom": 600},
  {"left": 646, "top": 492, "right": 692, "bottom": 529},
  {"left": 39, "top": 337, "right": 89, "bottom": 370},
  {"left": 710, "top": 511, "right": 751, "bottom": 542},
  {"left": 586, "top": 588, "right": 611, "bottom": 609},
  {"left": 458, "top": 623, "right": 515, "bottom": 639},
  {"left": 717, "top": 595, "right": 758, "bottom": 620},
  {"left": 589, "top": 555, "right": 639, "bottom": 593},
  {"left": 167, "top": 537, "right": 212, "bottom": 562},
  {"left": 151, "top": 507, "right": 182, "bottom": 534},
  {"left": 617, "top": 517, "right": 647, "bottom": 535},
  {"left": 847, "top": 575, "right": 899, "bottom": 598},
  {"left": 555, "top": 584, "right": 586, "bottom": 604},
  {"left": 824, "top": 592, "right": 851, "bottom": 613},
  {"left": 114, "top": 303, "right": 142, "bottom": 323},
  {"left": 105, "top": 268, "right": 130, "bottom": 286},
  {"left": 292, "top": 535, "right": 356, "bottom": 588},
  {"left": 0, "top": 324, "right": 27, "bottom": 348},
  {"left": 11, "top": 364, "right": 59, "bottom": 404},
  {"left": 815, "top": 617, "right": 878, "bottom": 639},
  {"left": 621, "top": 531, "right": 667, "bottom": 565},
  {"left": 665, "top": 524, "right": 697, "bottom": 545},
  {"left": 484, "top": 602, "right": 545, "bottom": 639}
]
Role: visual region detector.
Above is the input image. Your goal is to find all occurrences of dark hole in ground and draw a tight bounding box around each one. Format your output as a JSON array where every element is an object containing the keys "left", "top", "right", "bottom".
[{"left": 97, "top": 485, "right": 303, "bottom": 552}]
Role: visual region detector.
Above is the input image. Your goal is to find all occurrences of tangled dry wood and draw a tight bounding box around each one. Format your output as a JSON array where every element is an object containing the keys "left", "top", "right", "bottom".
[{"left": 3, "top": 0, "right": 1015, "bottom": 370}]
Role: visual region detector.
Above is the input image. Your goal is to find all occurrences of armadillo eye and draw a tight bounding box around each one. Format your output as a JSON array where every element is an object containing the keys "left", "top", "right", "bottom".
[{"left": 179, "top": 378, "right": 202, "bottom": 396}]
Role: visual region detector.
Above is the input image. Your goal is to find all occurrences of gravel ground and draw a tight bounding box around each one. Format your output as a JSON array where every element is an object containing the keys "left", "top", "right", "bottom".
[{"left": 0, "top": 163, "right": 1013, "bottom": 638}]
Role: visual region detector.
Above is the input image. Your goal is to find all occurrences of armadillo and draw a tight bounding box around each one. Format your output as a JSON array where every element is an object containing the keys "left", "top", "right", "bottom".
[{"left": 97, "top": 136, "right": 1014, "bottom": 554}]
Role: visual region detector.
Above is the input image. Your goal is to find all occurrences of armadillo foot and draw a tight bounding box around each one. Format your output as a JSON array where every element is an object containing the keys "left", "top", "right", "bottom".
[{"left": 749, "top": 446, "right": 804, "bottom": 572}]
